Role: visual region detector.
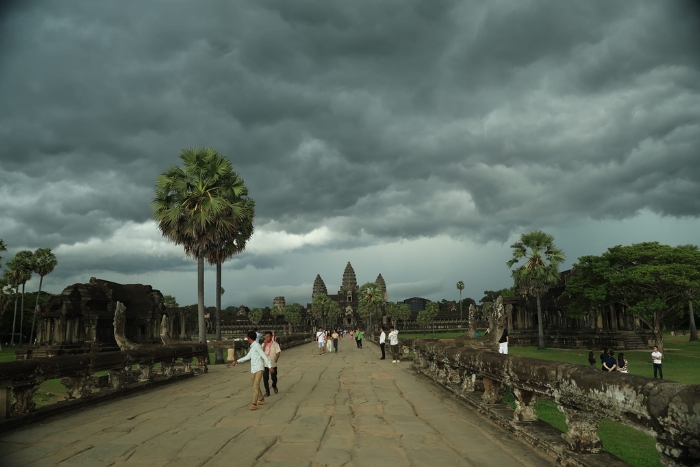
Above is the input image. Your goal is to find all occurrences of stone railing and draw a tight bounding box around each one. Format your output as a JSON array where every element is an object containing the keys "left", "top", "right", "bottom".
[
  {"left": 0, "top": 343, "right": 209, "bottom": 421},
  {"left": 208, "top": 333, "right": 314, "bottom": 361},
  {"left": 411, "top": 339, "right": 700, "bottom": 467}
]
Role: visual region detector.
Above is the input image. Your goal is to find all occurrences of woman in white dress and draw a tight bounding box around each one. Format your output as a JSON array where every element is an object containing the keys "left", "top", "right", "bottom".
[{"left": 326, "top": 330, "right": 333, "bottom": 352}]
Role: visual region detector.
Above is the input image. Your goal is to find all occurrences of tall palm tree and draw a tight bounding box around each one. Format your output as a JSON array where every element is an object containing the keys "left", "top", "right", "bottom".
[
  {"left": 30, "top": 248, "right": 57, "bottom": 345},
  {"left": 0, "top": 239, "right": 6, "bottom": 267},
  {"left": 456, "top": 281, "right": 465, "bottom": 327},
  {"left": 0, "top": 276, "right": 15, "bottom": 351},
  {"left": 152, "top": 147, "right": 247, "bottom": 345},
  {"left": 311, "top": 294, "right": 331, "bottom": 329},
  {"left": 358, "top": 282, "right": 383, "bottom": 332},
  {"left": 507, "top": 230, "right": 565, "bottom": 350},
  {"left": 205, "top": 198, "right": 254, "bottom": 364},
  {"left": 6, "top": 251, "right": 34, "bottom": 346}
]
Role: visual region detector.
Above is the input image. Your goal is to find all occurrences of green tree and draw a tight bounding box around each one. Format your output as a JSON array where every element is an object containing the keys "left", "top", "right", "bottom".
[
  {"left": 456, "top": 281, "right": 465, "bottom": 326},
  {"left": 29, "top": 248, "right": 57, "bottom": 345},
  {"left": 416, "top": 309, "right": 431, "bottom": 336},
  {"left": 358, "top": 282, "right": 383, "bottom": 332},
  {"left": 0, "top": 277, "right": 15, "bottom": 351},
  {"left": 311, "top": 294, "right": 332, "bottom": 328},
  {"left": 0, "top": 239, "right": 6, "bottom": 268},
  {"left": 566, "top": 242, "right": 700, "bottom": 352},
  {"left": 385, "top": 302, "right": 399, "bottom": 328},
  {"left": 480, "top": 288, "right": 515, "bottom": 304},
  {"left": 248, "top": 307, "right": 264, "bottom": 326},
  {"left": 163, "top": 295, "right": 179, "bottom": 308},
  {"left": 397, "top": 304, "right": 411, "bottom": 330},
  {"left": 425, "top": 301, "right": 440, "bottom": 336},
  {"left": 6, "top": 251, "right": 35, "bottom": 346},
  {"left": 327, "top": 300, "right": 341, "bottom": 330},
  {"left": 152, "top": 147, "right": 247, "bottom": 345},
  {"left": 507, "top": 230, "right": 565, "bottom": 350},
  {"left": 205, "top": 198, "right": 254, "bottom": 363},
  {"left": 283, "top": 303, "right": 303, "bottom": 334}
]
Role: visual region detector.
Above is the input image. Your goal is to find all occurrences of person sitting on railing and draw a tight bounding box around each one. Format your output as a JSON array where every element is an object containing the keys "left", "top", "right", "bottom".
[{"left": 617, "top": 353, "right": 628, "bottom": 373}]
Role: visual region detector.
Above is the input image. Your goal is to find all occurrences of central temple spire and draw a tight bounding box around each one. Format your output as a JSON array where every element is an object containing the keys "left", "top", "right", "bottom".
[{"left": 342, "top": 262, "right": 358, "bottom": 289}]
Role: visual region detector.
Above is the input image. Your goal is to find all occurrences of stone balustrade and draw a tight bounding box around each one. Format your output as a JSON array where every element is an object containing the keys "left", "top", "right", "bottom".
[
  {"left": 410, "top": 339, "right": 700, "bottom": 467},
  {"left": 0, "top": 343, "right": 209, "bottom": 421}
]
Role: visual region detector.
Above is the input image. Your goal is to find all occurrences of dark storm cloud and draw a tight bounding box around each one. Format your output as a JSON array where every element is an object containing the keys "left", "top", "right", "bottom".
[{"left": 1, "top": 0, "right": 699, "bottom": 262}]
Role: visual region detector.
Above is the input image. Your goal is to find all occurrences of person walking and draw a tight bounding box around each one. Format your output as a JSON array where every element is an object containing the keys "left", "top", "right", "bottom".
[
  {"left": 262, "top": 331, "right": 281, "bottom": 396},
  {"left": 332, "top": 329, "right": 340, "bottom": 353},
  {"left": 617, "top": 352, "right": 628, "bottom": 374},
  {"left": 326, "top": 330, "right": 333, "bottom": 353},
  {"left": 316, "top": 327, "right": 326, "bottom": 356},
  {"left": 231, "top": 330, "right": 275, "bottom": 410},
  {"left": 379, "top": 327, "right": 386, "bottom": 360},
  {"left": 355, "top": 327, "right": 363, "bottom": 349},
  {"left": 498, "top": 328, "right": 509, "bottom": 354},
  {"left": 388, "top": 326, "right": 400, "bottom": 363},
  {"left": 652, "top": 346, "right": 663, "bottom": 379}
]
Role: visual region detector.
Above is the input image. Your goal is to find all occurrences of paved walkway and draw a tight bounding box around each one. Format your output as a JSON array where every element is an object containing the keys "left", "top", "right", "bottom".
[{"left": 0, "top": 340, "right": 557, "bottom": 467}]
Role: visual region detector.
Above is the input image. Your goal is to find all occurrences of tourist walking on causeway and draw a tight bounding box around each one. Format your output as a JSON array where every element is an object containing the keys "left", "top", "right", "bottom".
[
  {"left": 316, "top": 327, "right": 325, "bottom": 356},
  {"left": 332, "top": 329, "right": 340, "bottom": 353},
  {"left": 388, "top": 326, "right": 400, "bottom": 363},
  {"left": 652, "top": 346, "right": 663, "bottom": 379},
  {"left": 498, "top": 328, "right": 509, "bottom": 354},
  {"left": 231, "top": 331, "right": 275, "bottom": 410},
  {"left": 379, "top": 327, "right": 386, "bottom": 360},
  {"left": 355, "top": 327, "right": 363, "bottom": 349},
  {"left": 262, "top": 331, "right": 281, "bottom": 396}
]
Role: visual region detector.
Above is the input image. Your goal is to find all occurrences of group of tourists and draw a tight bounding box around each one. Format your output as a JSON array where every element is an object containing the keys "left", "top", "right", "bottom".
[
  {"left": 316, "top": 327, "right": 342, "bottom": 354},
  {"left": 230, "top": 330, "right": 281, "bottom": 410},
  {"left": 378, "top": 326, "right": 401, "bottom": 362},
  {"left": 588, "top": 346, "right": 663, "bottom": 378}
]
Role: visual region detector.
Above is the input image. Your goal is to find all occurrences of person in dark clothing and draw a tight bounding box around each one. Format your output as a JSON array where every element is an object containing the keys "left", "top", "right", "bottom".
[
  {"left": 603, "top": 349, "right": 617, "bottom": 372},
  {"left": 588, "top": 351, "right": 596, "bottom": 368},
  {"left": 600, "top": 348, "right": 608, "bottom": 371}
]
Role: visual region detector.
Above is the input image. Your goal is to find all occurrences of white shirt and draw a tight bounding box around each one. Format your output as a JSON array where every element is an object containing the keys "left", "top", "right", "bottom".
[
  {"left": 652, "top": 351, "right": 663, "bottom": 364},
  {"left": 317, "top": 331, "right": 325, "bottom": 343},
  {"left": 379, "top": 332, "right": 386, "bottom": 344},
  {"left": 388, "top": 330, "right": 399, "bottom": 346},
  {"left": 237, "top": 341, "right": 273, "bottom": 373}
]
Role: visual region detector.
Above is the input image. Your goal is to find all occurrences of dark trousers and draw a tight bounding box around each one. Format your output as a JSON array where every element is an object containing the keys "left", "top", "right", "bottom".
[
  {"left": 356, "top": 338, "right": 362, "bottom": 348},
  {"left": 333, "top": 338, "right": 338, "bottom": 352},
  {"left": 380, "top": 342, "right": 386, "bottom": 359},
  {"left": 263, "top": 366, "right": 278, "bottom": 393},
  {"left": 653, "top": 363, "right": 663, "bottom": 379}
]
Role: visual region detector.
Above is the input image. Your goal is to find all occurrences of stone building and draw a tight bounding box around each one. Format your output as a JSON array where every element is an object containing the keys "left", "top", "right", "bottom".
[
  {"left": 34, "top": 277, "right": 191, "bottom": 355},
  {"left": 310, "top": 262, "right": 387, "bottom": 327}
]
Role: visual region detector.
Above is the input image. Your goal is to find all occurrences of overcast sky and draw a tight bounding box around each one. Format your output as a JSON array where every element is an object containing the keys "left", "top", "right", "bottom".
[{"left": 1, "top": 0, "right": 699, "bottom": 309}]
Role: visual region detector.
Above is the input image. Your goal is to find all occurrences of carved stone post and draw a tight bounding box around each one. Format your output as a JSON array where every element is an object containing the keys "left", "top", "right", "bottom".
[
  {"left": 12, "top": 382, "right": 41, "bottom": 414},
  {"left": 61, "top": 376, "right": 93, "bottom": 399},
  {"left": 512, "top": 388, "right": 538, "bottom": 422},
  {"left": 558, "top": 405, "right": 603, "bottom": 453},
  {"left": 138, "top": 363, "right": 153, "bottom": 382},
  {"left": 0, "top": 387, "right": 12, "bottom": 418},
  {"left": 162, "top": 360, "right": 175, "bottom": 378},
  {"left": 482, "top": 377, "right": 503, "bottom": 404},
  {"left": 108, "top": 368, "right": 129, "bottom": 390},
  {"left": 196, "top": 354, "right": 209, "bottom": 373},
  {"left": 182, "top": 357, "right": 194, "bottom": 374},
  {"left": 461, "top": 373, "right": 476, "bottom": 392}
]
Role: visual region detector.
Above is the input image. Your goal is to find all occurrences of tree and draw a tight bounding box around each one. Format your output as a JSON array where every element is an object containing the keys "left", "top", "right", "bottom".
[
  {"left": 29, "top": 248, "right": 57, "bottom": 346},
  {"left": 358, "top": 282, "right": 383, "bottom": 332},
  {"left": 6, "top": 251, "right": 35, "bottom": 346},
  {"left": 163, "top": 295, "right": 179, "bottom": 308},
  {"left": 248, "top": 308, "right": 264, "bottom": 326},
  {"left": 425, "top": 301, "right": 440, "bottom": 336},
  {"left": 311, "top": 294, "right": 332, "bottom": 328},
  {"left": 456, "top": 281, "right": 465, "bottom": 327},
  {"left": 327, "top": 301, "right": 341, "bottom": 330},
  {"left": 0, "top": 239, "right": 6, "bottom": 268},
  {"left": 566, "top": 242, "right": 700, "bottom": 353},
  {"left": 416, "top": 310, "right": 431, "bottom": 336},
  {"left": 152, "top": 147, "right": 247, "bottom": 345},
  {"left": 480, "top": 288, "right": 514, "bottom": 304},
  {"left": 397, "top": 304, "right": 411, "bottom": 330},
  {"left": 507, "top": 230, "right": 565, "bottom": 350},
  {"left": 0, "top": 277, "right": 15, "bottom": 351},
  {"left": 283, "top": 303, "right": 303, "bottom": 334},
  {"left": 385, "top": 302, "right": 399, "bottom": 328},
  {"left": 205, "top": 198, "right": 255, "bottom": 364}
]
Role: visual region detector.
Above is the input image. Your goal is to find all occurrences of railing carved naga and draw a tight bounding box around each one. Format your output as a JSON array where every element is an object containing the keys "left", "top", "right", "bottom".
[{"left": 411, "top": 339, "right": 700, "bottom": 467}]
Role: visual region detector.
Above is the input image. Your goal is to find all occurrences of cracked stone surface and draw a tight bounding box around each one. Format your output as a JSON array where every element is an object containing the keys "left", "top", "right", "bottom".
[{"left": 0, "top": 342, "right": 557, "bottom": 467}]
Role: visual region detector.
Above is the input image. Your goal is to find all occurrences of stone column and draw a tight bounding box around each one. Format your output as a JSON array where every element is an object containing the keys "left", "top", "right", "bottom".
[
  {"left": 512, "top": 388, "right": 538, "bottom": 422},
  {"left": 482, "top": 378, "right": 502, "bottom": 404},
  {"left": 610, "top": 305, "right": 618, "bottom": 331},
  {"left": 558, "top": 405, "right": 603, "bottom": 453}
]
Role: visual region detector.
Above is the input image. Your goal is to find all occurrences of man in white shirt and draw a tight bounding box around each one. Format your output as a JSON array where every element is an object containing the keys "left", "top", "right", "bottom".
[
  {"left": 388, "top": 326, "right": 400, "bottom": 363},
  {"left": 379, "top": 327, "right": 386, "bottom": 360},
  {"left": 316, "top": 327, "right": 326, "bottom": 355},
  {"left": 262, "top": 331, "right": 281, "bottom": 396},
  {"left": 232, "top": 330, "right": 275, "bottom": 410},
  {"left": 651, "top": 346, "right": 663, "bottom": 379}
]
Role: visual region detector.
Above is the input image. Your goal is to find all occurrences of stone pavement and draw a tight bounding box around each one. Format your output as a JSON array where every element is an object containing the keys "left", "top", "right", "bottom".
[{"left": 0, "top": 340, "right": 558, "bottom": 467}]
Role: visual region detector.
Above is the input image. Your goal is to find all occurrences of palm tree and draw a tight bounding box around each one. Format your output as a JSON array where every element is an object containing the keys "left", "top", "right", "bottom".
[
  {"left": 311, "top": 294, "right": 331, "bottom": 329},
  {"left": 0, "top": 277, "right": 15, "bottom": 351},
  {"left": 152, "top": 147, "right": 247, "bottom": 345},
  {"left": 507, "top": 230, "right": 565, "bottom": 350},
  {"left": 425, "top": 301, "right": 440, "bottom": 336},
  {"left": 0, "top": 239, "right": 6, "bottom": 267},
  {"left": 29, "top": 248, "right": 57, "bottom": 346},
  {"left": 327, "top": 300, "right": 340, "bottom": 330},
  {"left": 456, "top": 281, "right": 465, "bottom": 327},
  {"left": 358, "top": 282, "right": 383, "bottom": 332},
  {"left": 6, "top": 251, "right": 34, "bottom": 346},
  {"left": 204, "top": 198, "right": 255, "bottom": 364}
]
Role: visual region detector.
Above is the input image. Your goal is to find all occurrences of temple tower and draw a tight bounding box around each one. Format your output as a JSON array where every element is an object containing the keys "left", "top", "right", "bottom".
[
  {"left": 312, "top": 274, "right": 328, "bottom": 299},
  {"left": 338, "top": 262, "right": 360, "bottom": 318},
  {"left": 375, "top": 273, "right": 388, "bottom": 301}
]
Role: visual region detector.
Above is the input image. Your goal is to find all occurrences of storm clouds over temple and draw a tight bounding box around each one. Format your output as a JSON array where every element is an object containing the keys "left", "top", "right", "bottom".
[{"left": 0, "top": 1, "right": 699, "bottom": 307}]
